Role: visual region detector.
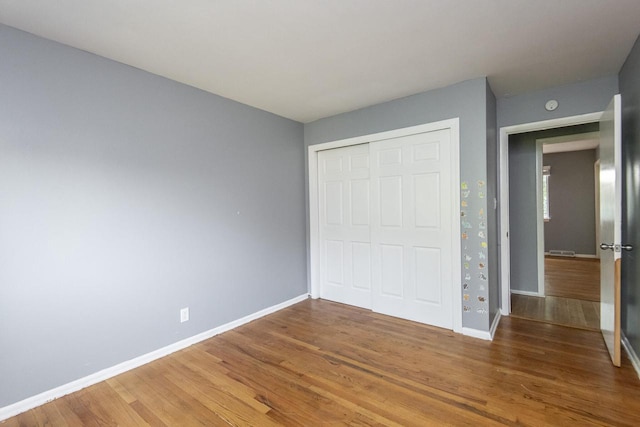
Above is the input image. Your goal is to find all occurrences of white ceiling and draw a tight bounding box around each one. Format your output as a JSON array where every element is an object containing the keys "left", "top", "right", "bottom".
[
  {"left": 1, "top": 1, "right": 639, "bottom": 123},
  {"left": 541, "top": 132, "right": 600, "bottom": 154},
  {"left": 543, "top": 140, "right": 600, "bottom": 154}
]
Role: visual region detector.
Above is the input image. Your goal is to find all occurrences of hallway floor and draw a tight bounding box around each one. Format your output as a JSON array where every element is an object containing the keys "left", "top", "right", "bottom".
[{"left": 511, "top": 257, "right": 601, "bottom": 330}]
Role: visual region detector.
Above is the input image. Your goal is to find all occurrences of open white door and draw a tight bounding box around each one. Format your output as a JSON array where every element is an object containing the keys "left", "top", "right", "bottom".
[{"left": 599, "top": 94, "right": 624, "bottom": 367}]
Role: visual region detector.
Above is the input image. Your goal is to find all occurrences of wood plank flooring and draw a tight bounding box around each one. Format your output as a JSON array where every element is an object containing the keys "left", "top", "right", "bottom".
[
  {"left": 511, "top": 294, "right": 600, "bottom": 330},
  {"left": 544, "top": 256, "right": 600, "bottom": 301},
  {"left": 511, "top": 256, "right": 601, "bottom": 330},
  {"left": 3, "top": 299, "right": 640, "bottom": 426}
]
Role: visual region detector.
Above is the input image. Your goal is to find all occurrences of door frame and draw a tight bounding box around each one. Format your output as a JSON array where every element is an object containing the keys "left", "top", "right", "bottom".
[
  {"left": 535, "top": 138, "right": 545, "bottom": 297},
  {"left": 595, "top": 159, "right": 601, "bottom": 257},
  {"left": 499, "top": 112, "right": 603, "bottom": 315},
  {"left": 308, "top": 118, "right": 462, "bottom": 332}
]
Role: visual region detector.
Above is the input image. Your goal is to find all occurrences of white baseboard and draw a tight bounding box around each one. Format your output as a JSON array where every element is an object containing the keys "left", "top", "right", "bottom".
[
  {"left": 462, "top": 311, "right": 502, "bottom": 341},
  {"left": 489, "top": 311, "right": 501, "bottom": 340},
  {"left": 461, "top": 327, "right": 491, "bottom": 341},
  {"left": 622, "top": 333, "right": 640, "bottom": 380},
  {"left": 0, "top": 293, "right": 309, "bottom": 422},
  {"left": 544, "top": 252, "right": 598, "bottom": 259},
  {"left": 510, "top": 289, "right": 544, "bottom": 297}
]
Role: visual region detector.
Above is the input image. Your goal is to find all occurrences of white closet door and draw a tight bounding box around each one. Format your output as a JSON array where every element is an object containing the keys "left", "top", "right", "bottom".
[
  {"left": 318, "top": 144, "right": 372, "bottom": 308},
  {"left": 370, "top": 129, "right": 453, "bottom": 329}
]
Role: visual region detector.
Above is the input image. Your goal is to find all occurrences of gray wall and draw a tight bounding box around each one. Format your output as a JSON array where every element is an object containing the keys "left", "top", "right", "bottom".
[
  {"left": 305, "top": 78, "right": 494, "bottom": 331},
  {"left": 508, "top": 133, "right": 540, "bottom": 293},
  {"left": 619, "top": 34, "right": 640, "bottom": 363},
  {"left": 0, "top": 24, "right": 306, "bottom": 408},
  {"left": 543, "top": 149, "right": 597, "bottom": 255},
  {"left": 508, "top": 124, "right": 599, "bottom": 293},
  {"left": 498, "top": 76, "right": 619, "bottom": 129}
]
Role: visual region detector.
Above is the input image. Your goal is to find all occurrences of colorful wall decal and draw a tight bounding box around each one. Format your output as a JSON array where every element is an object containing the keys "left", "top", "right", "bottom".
[{"left": 460, "top": 175, "right": 490, "bottom": 322}]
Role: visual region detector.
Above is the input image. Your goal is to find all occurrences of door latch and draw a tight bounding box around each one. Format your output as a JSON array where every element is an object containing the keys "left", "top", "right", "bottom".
[{"left": 600, "top": 243, "right": 634, "bottom": 252}]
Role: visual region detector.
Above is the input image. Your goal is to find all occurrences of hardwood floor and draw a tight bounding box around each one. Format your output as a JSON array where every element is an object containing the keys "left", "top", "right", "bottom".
[
  {"left": 511, "top": 294, "right": 600, "bottom": 330},
  {"left": 3, "top": 299, "right": 640, "bottom": 426},
  {"left": 511, "top": 256, "right": 601, "bottom": 330},
  {"left": 545, "top": 256, "right": 600, "bottom": 302}
]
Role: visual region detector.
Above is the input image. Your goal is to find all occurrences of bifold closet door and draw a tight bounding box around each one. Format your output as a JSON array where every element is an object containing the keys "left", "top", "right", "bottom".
[
  {"left": 318, "top": 144, "right": 372, "bottom": 308},
  {"left": 370, "top": 129, "right": 453, "bottom": 329}
]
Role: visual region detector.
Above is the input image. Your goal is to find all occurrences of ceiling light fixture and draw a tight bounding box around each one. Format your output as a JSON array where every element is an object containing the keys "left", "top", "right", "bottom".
[{"left": 545, "top": 99, "right": 559, "bottom": 111}]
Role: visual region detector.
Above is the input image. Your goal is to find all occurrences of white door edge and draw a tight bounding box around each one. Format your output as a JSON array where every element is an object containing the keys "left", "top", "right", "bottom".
[
  {"left": 308, "top": 118, "right": 462, "bottom": 333},
  {"left": 613, "top": 95, "right": 623, "bottom": 258},
  {"left": 498, "top": 112, "right": 603, "bottom": 316},
  {"left": 534, "top": 140, "right": 545, "bottom": 296}
]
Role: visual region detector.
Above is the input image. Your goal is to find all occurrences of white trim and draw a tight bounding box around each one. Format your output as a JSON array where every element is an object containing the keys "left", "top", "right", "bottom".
[
  {"left": 308, "top": 145, "right": 320, "bottom": 299},
  {"left": 499, "top": 129, "right": 511, "bottom": 316},
  {"left": 543, "top": 252, "right": 598, "bottom": 259},
  {"left": 462, "top": 327, "right": 492, "bottom": 341},
  {"left": 0, "top": 293, "right": 309, "bottom": 422},
  {"left": 594, "top": 159, "right": 601, "bottom": 258},
  {"left": 613, "top": 95, "right": 623, "bottom": 262},
  {"left": 499, "top": 112, "right": 602, "bottom": 318},
  {"left": 450, "top": 121, "right": 462, "bottom": 333},
  {"left": 457, "top": 305, "right": 499, "bottom": 340},
  {"left": 307, "top": 118, "right": 462, "bottom": 333},
  {"left": 622, "top": 333, "right": 640, "bottom": 379},
  {"left": 510, "top": 289, "right": 545, "bottom": 297},
  {"left": 489, "top": 311, "right": 502, "bottom": 340},
  {"left": 535, "top": 139, "right": 545, "bottom": 296}
]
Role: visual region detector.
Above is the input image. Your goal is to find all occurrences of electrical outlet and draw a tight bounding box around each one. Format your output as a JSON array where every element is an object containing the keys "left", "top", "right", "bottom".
[{"left": 180, "top": 307, "right": 189, "bottom": 323}]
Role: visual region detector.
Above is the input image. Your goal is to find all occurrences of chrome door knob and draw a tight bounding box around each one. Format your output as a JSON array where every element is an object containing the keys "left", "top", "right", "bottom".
[
  {"left": 621, "top": 244, "right": 634, "bottom": 251},
  {"left": 600, "top": 243, "right": 615, "bottom": 251}
]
